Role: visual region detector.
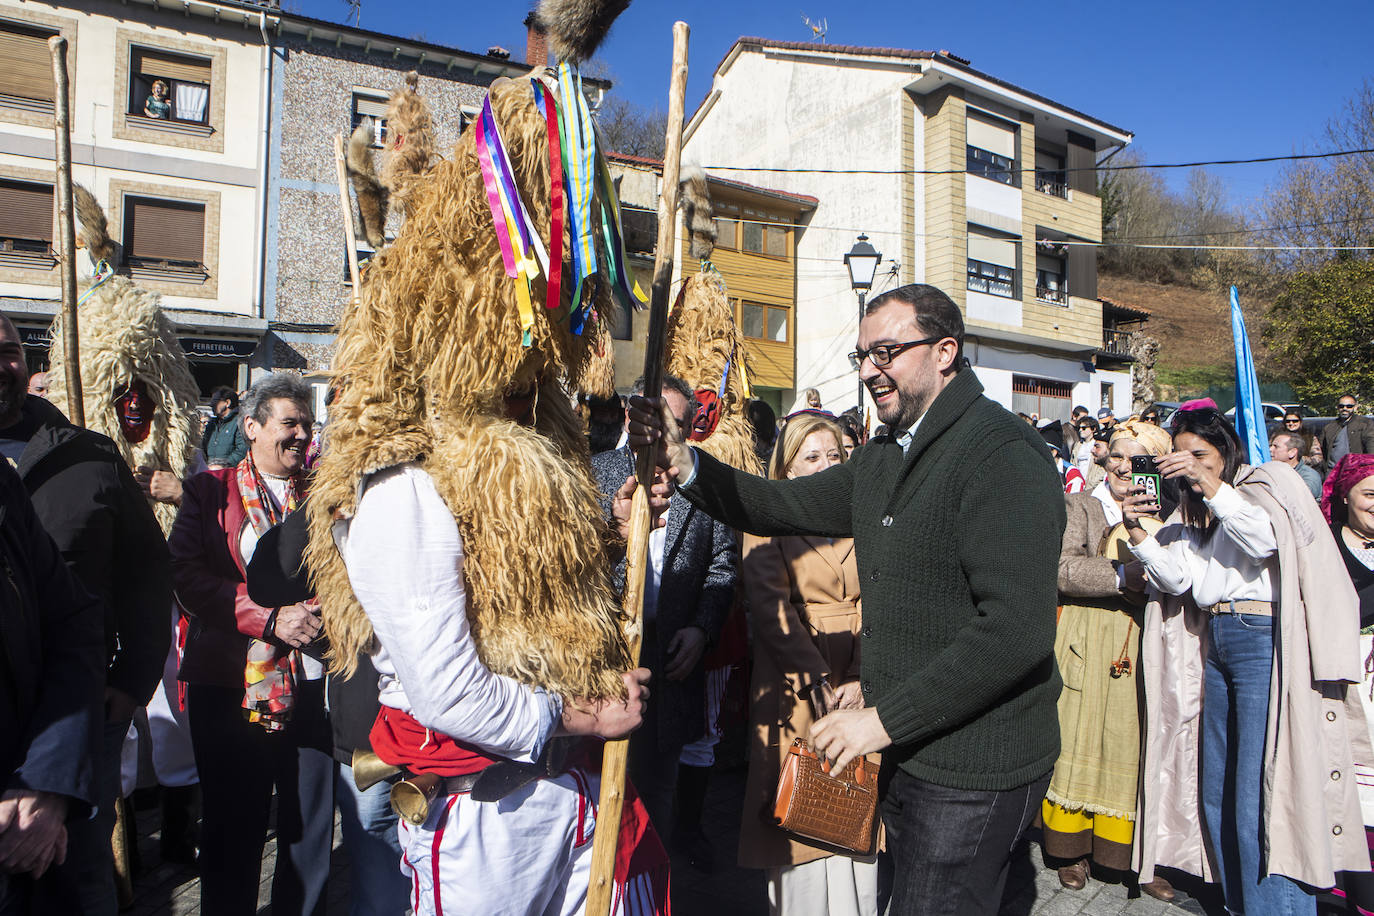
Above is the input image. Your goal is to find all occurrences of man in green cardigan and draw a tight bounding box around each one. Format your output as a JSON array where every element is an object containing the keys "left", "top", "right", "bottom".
[{"left": 629, "top": 283, "right": 1066, "bottom": 915}]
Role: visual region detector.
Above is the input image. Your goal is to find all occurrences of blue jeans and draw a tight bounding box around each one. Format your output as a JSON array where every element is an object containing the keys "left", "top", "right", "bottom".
[
  {"left": 1201, "top": 613, "right": 1314, "bottom": 916},
  {"left": 335, "top": 764, "right": 410, "bottom": 916}
]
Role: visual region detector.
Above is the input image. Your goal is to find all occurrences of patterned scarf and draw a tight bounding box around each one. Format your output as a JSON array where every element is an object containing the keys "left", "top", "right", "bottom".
[{"left": 237, "top": 453, "right": 303, "bottom": 732}]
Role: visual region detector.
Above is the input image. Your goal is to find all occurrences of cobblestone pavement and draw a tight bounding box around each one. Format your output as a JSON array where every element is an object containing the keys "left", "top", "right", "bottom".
[{"left": 127, "top": 768, "right": 1224, "bottom": 915}]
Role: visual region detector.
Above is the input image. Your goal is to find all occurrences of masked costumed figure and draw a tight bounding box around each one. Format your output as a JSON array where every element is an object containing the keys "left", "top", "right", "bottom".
[
  {"left": 45, "top": 186, "right": 205, "bottom": 884},
  {"left": 305, "top": 2, "right": 668, "bottom": 913}
]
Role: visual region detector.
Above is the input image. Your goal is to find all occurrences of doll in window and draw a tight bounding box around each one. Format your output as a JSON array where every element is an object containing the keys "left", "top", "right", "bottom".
[{"left": 144, "top": 79, "right": 171, "bottom": 119}]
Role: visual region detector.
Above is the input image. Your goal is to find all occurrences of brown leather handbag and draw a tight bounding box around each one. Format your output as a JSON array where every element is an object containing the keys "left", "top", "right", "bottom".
[{"left": 772, "top": 737, "right": 879, "bottom": 854}]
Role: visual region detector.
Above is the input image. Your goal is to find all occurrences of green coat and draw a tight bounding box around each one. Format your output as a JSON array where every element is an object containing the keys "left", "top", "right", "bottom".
[{"left": 681, "top": 368, "right": 1066, "bottom": 791}]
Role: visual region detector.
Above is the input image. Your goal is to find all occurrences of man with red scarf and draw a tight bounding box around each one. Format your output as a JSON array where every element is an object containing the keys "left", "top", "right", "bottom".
[{"left": 169, "top": 373, "right": 330, "bottom": 916}]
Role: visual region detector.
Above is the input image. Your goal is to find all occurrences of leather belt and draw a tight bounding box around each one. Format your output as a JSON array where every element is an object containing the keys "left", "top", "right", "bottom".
[{"left": 1203, "top": 599, "right": 1272, "bottom": 617}]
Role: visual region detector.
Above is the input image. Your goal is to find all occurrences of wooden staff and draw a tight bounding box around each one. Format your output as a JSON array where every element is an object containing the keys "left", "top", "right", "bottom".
[
  {"left": 584, "top": 20, "right": 690, "bottom": 916},
  {"left": 334, "top": 133, "right": 362, "bottom": 293},
  {"left": 49, "top": 36, "right": 82, "bottom": 427}
]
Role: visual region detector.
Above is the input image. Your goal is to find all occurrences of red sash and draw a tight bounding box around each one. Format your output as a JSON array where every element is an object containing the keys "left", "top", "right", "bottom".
[{"left": 369, "top": 706, "right": 499, "bottom": 777}]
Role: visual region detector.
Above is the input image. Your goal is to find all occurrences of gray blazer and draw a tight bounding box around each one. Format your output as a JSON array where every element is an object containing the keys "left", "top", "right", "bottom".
[{"left": 591, "top": 446, "right": 739, "bottom": 751}]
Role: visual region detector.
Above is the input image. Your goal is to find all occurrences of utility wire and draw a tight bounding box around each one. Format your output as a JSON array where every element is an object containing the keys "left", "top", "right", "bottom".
[{"left": 699, "top": 147, "right": 1374, "bottom": 176}]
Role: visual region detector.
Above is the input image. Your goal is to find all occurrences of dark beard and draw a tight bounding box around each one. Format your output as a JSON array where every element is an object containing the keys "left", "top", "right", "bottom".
[
  {"left": 0, "top": 379, "right": 24, "bottom": 419},
  {"left": 587, "top": 418, "right": 623, "bottom": 455}
]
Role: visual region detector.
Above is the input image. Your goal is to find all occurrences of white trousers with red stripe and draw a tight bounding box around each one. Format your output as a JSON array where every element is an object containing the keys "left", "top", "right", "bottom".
[{"left": 397, "top": 765, "right": 647, "bottom": 916}]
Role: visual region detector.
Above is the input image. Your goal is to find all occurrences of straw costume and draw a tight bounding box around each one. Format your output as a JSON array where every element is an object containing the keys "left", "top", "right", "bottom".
[
  {"left": 665, "top": 167, "right": 763, "bottom": 477},
  {"left": 48, "top": 186, "right": 203, "bottom": 536},
  {"left": 304, "top": 1, "right": 667, "bottom": 912}
]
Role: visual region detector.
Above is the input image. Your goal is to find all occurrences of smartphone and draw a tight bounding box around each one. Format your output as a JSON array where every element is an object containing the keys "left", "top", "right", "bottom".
[{"left": 1131, "top": 454, "right": 1162, "bottom": 513}]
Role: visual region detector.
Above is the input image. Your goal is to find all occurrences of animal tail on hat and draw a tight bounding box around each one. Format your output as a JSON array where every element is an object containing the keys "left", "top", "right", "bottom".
[
  {"left": 535, "top": 0, "right": 631, "bottom": 63},
  {"left": 345, "top": 122, "right": 389, "bottom": 248},
  {"left": 680, "top": 165, "right": 715, "bottom": 263},
  {"left": 73, "top": 183, "right": 114, "bottom": 265}
]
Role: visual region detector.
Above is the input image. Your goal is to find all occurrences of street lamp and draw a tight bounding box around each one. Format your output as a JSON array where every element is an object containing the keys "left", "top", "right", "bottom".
[{"left": 844, "top": 233, "right": 882, "bottom": 412}]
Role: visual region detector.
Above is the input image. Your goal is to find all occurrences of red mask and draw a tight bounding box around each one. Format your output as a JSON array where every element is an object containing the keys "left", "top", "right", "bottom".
[
  {"left": 689, "top": 390, "right": 721, "bottom": 441},
  {"left": 115, "top": 381, "right": 153, "bottom": 444}
]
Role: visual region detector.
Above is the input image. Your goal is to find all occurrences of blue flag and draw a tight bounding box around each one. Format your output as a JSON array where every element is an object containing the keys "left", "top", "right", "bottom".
[{"left": 1230, "top": 285, "right": 1267, "bottom": 465}]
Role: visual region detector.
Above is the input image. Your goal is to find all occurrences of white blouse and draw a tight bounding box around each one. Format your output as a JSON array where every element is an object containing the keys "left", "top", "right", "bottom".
[
  {"left": 1129, "top": 482, "right": 1278, "bottom": 608},
  {"left": 333, "top": 463, "right": 561, "bottom": 762}
]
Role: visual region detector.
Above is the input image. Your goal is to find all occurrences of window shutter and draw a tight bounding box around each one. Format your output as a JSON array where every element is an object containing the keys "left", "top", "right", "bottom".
[
  {"left": 0, "top": 22, "right": 57, "bottom": 102},
  {"left": 1066, "top": 131, "right": 1097, "bottom": 194},
  {"left": 1036, "top": 253, "right": 1065, "bottom": 275},
  {"left": 132, "top": 47, "right": 212, "bottom": 86},
  {"left": 967, "top": 231, "right": 1017, "bottom": 268},
  {"left": 353, "top": 94, "right": 388, "bottom": 118},
  {"left": 967, "top": 113, "right": 1016, "bottom": 158},
  {"left": 0, "top": 180, "right": 54, "bottom": 241},
  {"left": 1067, "top": 241, "right": 1097, "bottom": 299},
  {"left": 124, "top": 197, "right": 206, "bottom": 263}
]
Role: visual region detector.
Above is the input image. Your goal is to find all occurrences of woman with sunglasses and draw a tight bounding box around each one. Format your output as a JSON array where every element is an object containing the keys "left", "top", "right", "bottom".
[{"left": 1125, "top": 407, "right": 1367, "bottom": 915}]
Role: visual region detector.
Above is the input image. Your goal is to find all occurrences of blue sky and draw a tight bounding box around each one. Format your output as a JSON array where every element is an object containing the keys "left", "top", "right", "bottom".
[{"left": 296, "top": 0, "right": 1373, "bottom": 207}]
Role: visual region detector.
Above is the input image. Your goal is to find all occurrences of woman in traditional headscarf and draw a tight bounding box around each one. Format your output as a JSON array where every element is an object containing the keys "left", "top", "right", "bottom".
[
  {"left": 1041, "top": 418, "right": 1176, "bottom": 899},
  {"left": 1323, "top": 453, "right": 1374, "bottom": 914}
]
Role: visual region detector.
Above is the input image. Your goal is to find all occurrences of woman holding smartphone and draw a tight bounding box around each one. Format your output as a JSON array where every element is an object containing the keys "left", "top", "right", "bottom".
[
  {"left": 1040, "top": 419, "right": 1175, "bottom": 898},
  {"left": 738, "top": 412, "right": 875, "bottom": 916},
  {"left": 1124, "top": 407, "right": 1366, "bottom": 916}
]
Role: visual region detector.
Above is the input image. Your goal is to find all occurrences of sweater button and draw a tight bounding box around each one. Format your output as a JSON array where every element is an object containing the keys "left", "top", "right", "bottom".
[
  {"left": 870, "top": 571, "right": 879, "bottom": 582},
  {"left": 881, "top": 515, "right": 893, "bottom": 527},
  {"left": 1332, "top": 770, "right": 1342, "bottom": 781},
  {"left": 862, "top": 626, "right": 872, "bottom": 638},
  {"left": 862, "top": 681, "right": 872, "bottom": 694},
  {"left": 1334, "top": 825, "right": 1344, "bottom": 836},
  {"left": 1327, "top": 711, "right": 1338, "bottom": 722}
]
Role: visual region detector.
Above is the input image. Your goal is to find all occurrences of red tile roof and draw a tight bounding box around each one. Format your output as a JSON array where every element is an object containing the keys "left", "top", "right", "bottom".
[{"left": 604, "top": 152, "right": 819, "bottom": 209}]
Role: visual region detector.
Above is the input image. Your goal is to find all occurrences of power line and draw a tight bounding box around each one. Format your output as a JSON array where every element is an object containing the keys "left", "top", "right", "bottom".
[{"left": 699, "top": 147, "right": 1374, "bottom": 176}]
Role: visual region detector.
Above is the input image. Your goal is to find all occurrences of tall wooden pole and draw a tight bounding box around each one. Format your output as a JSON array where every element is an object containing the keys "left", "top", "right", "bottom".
[
  {"left": 49, "top": 36, "right": 83, "bottom": 427},
  {"left": 333, "top": 133, "right": 362, "bottom": 293},
  {"left": 584, "top": 20, "right": 690, "bottom": 916}
]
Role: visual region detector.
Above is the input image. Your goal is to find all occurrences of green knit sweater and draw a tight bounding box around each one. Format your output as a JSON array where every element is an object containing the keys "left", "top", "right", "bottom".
[{"left": 682, "top": 369, "right": 1066, "bottom": 791}]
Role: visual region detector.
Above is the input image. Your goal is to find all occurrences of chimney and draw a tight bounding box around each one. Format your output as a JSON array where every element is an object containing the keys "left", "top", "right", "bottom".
[{"left": 524, "top": 11, "right": 549, "bottom": 69}]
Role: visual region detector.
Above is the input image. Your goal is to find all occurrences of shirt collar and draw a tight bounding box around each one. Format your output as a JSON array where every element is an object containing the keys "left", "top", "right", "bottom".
[{"left": 895, "top": 415, "right": 923, "bottom": 453}]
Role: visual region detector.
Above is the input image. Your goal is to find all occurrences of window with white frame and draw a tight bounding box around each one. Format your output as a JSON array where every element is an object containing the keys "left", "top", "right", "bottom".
[
  {"left": 128, "top": 47, "right": 212, "bottom": 125},
  {"left": 966, "top": 111, "right": 1017, "bottom": 185},
  {"left": 967, "top": 228, "right": 1018, "bottom": 299},
  {"left": 351, "top": 92, "right": 388, "bottom": 147}
]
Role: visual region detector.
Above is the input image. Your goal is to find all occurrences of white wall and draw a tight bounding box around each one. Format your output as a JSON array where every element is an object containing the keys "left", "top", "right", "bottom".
[{"left": 685, "top": 49, "right": 923, "bottom": 416}]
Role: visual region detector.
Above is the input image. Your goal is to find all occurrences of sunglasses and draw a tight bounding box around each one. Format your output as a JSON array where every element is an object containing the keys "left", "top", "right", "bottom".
[
  {"left": 1142, "top": 414, "right": 1158, "bottom": 421},
  {"left": 1284, "top": 418, "right": 1302, "bottom": 424},
  {"left": 1338, "top": 404, "right": 1357, "bottom": 410}
]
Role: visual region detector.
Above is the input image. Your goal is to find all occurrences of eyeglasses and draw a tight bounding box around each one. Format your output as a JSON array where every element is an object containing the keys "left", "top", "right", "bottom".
[
  {"left": 849, "top": 337, "right": 944, "bottom": 369},
  {"left": 1284, "top": 418, "right": 1302, "bottom": 425},
  {"left": 1338, "top": 403, "right": 1357, "bottom": 410}
]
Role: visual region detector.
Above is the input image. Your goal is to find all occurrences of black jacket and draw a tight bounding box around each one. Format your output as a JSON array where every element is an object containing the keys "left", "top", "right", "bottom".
[
  {"left": 591, "top": 446, "right": 739, "bottom": 751},
  {"left": 0, "top": 458, "right": 105, "bottom": 814},
  {"left": 16, "top": 396, "right": 171, "bottom": 703}
]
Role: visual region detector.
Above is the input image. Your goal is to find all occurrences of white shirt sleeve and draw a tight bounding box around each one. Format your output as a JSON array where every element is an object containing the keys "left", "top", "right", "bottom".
[
  {"left": 340, "top": 465, "right": 561, "bottom": 763},
  {"left": 1205, "top": 482, "right": 1278, "bottom": 561},
  {"left": 1130, "top": 531, "right": 1193, "bottom": 596}
]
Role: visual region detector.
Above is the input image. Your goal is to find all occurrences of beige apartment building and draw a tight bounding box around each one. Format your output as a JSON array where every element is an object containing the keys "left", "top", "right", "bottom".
[
  {"left": 684, "top": 39, "right": 1138, "bottom": 421},
  {"left": 0, "top": 0, "right": 273, "bottom": 393}
]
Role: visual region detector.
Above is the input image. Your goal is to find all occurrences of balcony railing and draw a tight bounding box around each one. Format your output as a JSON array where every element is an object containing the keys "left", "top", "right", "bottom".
[
  {"left": 1035, "top": 283, "right": 1067, "bottom": 305},
  {"left": 1102, "top": 327, "right": 1134, "bottom": 356},
  {"left": 1034, "top": 171, "right": 1068, "bottom": 198}
]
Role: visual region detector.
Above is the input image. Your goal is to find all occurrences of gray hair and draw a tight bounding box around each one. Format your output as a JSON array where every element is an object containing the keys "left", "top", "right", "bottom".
[
  {"left": 241, "top": 372, "right": 313, "bottom": 432},
  {"left": 632, "top": 373, "right": 693, "bottom": 403}
]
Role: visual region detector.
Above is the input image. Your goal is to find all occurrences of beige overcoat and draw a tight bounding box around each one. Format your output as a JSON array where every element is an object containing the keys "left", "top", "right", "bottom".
[
  {"left": 1134, "top": 462, "right": 1373, "bottom": 888},
  {"left": 738, "top": 533, "right": 866, "bottom": 869}
]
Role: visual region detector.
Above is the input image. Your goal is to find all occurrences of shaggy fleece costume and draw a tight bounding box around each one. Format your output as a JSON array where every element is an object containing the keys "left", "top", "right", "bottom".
[
  {"left": 665, "top": 170, "right": 763, "bottom": 476},
  {"left": 306, "top": 73, "right": 633, "bottom": 701},
  {"left": 47, "top": 274, "right": 202, "bottom": 536}
]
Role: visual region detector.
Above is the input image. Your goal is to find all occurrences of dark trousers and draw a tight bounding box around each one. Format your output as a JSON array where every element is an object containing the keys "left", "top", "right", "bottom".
[
  {"left": 627, "top": 620, "right": 684, "bottom": 837},
  {"left": 188, "top": 682, "right": 334, "bottom": 916},
  {"left": 880, "top": 768, "right": 1050, "bottom": 916}
]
